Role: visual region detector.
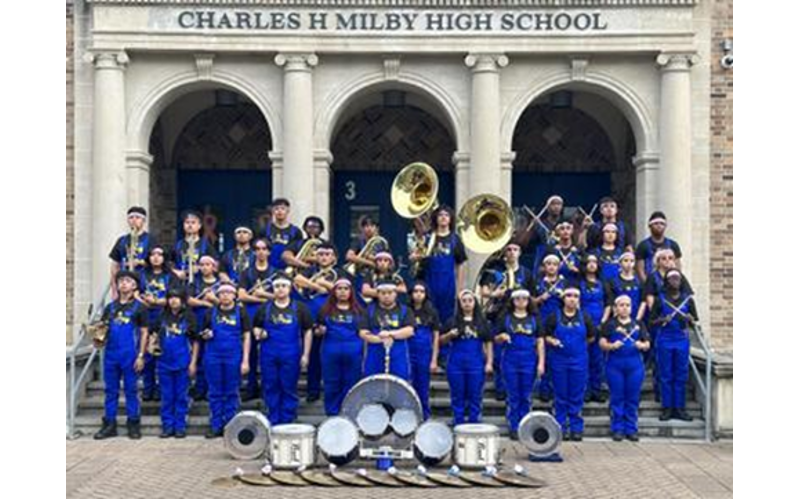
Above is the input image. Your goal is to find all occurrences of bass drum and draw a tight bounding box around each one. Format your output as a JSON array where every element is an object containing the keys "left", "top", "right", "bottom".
[
  {"left": 341, "top": 374, "right": 423, "bottom": 424},
  {"left": 518, "top": 411, "right": 562, "bottom": 458},
  {"left": 316, "top": 416, "right": 360, "bottom": 466},
  {"left": 223, "top": 410, "right": 271, "bottom": 460}
]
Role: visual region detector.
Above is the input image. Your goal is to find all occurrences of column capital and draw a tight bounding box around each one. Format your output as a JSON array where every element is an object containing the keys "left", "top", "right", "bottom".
[
  {"left": 84, "top": 50, "right": 129, "bottom": 70},
  {"left": 452, "top": 151, "right": 470, "bottom": 170},
  {"left": 500, "top": 151, "right": 516, "bottom": 170},
  {"left": 268, "top": 150, "right": 284, "bottom": 167},
  {"left": 274, "top": 53, "right": 318, "bottom": 72},
  {"left": 313, "top": 149, "right": 333, "bottom": 168},
  {"left": 464, "top": 53, "right": 508, "bottom": 73},
  {"left": 125, "top": 150, "right": 153, "bottom": 171},
  {"left": 656, "top": 53, "right": 699, "bottom": 72},
  {"left": 633, "top": 151, "right": 660, "bottom": 171}
]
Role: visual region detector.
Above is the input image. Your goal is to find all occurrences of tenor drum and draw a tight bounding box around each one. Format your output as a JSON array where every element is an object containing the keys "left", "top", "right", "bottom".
[
  {"left": 270, "top": 424, "right": 316, "bottom": 469},
  {"left": 453, "top": 424, "right": 501, "bottom": 468},
  {"left": 356, "top": 404, "right": 391, "bottom": 438},
  {"left": 389, "top": 408, "right": 419, "bottom": 437},
  {"left": 223, "top": 411, "right": 271, "bottom": 460},
  {"left": 316, "top": 416, "right": 360, "bottom": 466},
  {"left": 413, "top": 420, "right": 453, "bottom": 466}
]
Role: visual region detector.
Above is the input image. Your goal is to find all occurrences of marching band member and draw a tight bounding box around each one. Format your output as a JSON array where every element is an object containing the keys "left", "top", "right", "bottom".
[
  {"left": 595, "top": 222, "right": 625, "bottom": 282},
  {"left": 346, "top": 215, "right": 390, "bottom": 304},
  {"left": 542, "top": 284, "right": 597, "bottom": 441},
  {"left": 493, "top": 289, "right": 544, "bottom": 438},
  {"left": 636, "top": 211, "right": 683, "bottom": 281},
  {"left": 156, "top": 288, "right": 198, "bottom": 439},
  {"left": 171, "top": 210, "right": 217, "bottom": 284},
  {"left": 408, "top": 281, "right": 441, "bottom": 420},
  {"left": 359, "top": 277, "right": 415, "bottom": 379},
  {"left": 138, "top": 245, "right": 173, "bottom": 402},
  {"left": 533, "top": 253, "right": 566, "bottom": 402},
  {"left": 580, "top": 254, "right": 610, "bottom": 403},
  {"left": 361, "top": 251, "right": 407, "bottom": 302},
  {"left": 586, "top": 197, "right": 634, "bottom": 251},
  {"left": 253, "top": 273, "right": 313, "bottom": 425},
  {"left": 549, "top": 219, "right": 583, "bottom": 281},
  {"left": 439, "top": 289, "right": 493, "bottom": 425},
  {"left": 198, "top": 283, "right": 251, "bottom": 438},
  {"left": 316, "top": 277, "right": 364, "bottom": 416},
  {"left": 109, "top": 206, "right": 153, "bottom": 298},
  {"left": 94, "top": 271, "right": 149, "bottom": 440},
  {"left": 283, "top": 215, "right": 327, "bottom": 271},
  {"left": 219, "top": 226, "right": 254, "bottom": 284},
  {"left": 259, "top": 198, "right": 303, "bottom": 271},
  {"left": 600, "top": 295, "right": 650, "bottom": 441},
  {"left": 605, "top": 251, "right": 645, "bottom": 322},
  {"left": 519, "top": 195, "right": 563, "bottom": 275},
  {"left": 237, "top": 238, "right": 277, "bottom": 401},
  {"left": 187, "top": 255, "right": 220, "bottom": 401},
  {"left": 650, "top": 269, "right": 697, "bottom": 422}
]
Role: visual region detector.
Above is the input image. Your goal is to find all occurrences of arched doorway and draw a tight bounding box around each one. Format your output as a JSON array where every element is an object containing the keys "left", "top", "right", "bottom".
[
  {"left": 512, "top": 89, "right": 636, "bottom": 232},
  {"left": 329, "top": 90, "right": 456, "bottom": 275},
  {"left": 148, "top": 89, "right": 273, "bottom": 249}
]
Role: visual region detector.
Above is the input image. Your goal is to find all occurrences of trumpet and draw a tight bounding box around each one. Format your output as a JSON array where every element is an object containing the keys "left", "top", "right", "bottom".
[
  {"left": 343, "top": 235, "right": 388, "bottom": 276},
  {"left": 286, "top": 237, "right": 323, "bottom": 277},
  {"left": 391, "top": 162, "right": 439, "bottom": 278}
]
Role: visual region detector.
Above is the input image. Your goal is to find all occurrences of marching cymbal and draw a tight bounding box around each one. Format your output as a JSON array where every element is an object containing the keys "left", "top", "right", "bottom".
[
  {"left": 268, "top": 470, "right": 309, "bottom": 486},
  {"left": 424, "top": 471, "right": 471, "bottom": 488},
  {"left": 457, "top": 471, "right": 505, "bottom": 487},
  {"left": 329, "top": 468, "right": 374, "bottom": 487},
  {"left": 390, "top": 470, "right": 439, "bottom": 488},
  {"left": 492, "top": 470, "right": 547, "bottom": 488},
  {"left": 299, "top": 469, "right": 341, "bottom": 487},
  {"left": 236, "top": 473, "right": 278, "bottom": 486},
  {"left": 359, "top": 469, "right": 405, "bottom": 487},
  {"left": 210, "top": 476, "right": 241, "bottom": 488}
]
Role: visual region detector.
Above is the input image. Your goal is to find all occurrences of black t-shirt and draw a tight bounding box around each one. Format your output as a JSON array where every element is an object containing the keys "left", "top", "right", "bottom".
[
  {"left": 601, "top": 318, "right": 650, "bottom": 342},
  {"left": 543, "top": 310, "right": 597, "bottom": 340},
  {"left": 359, "top": 304, "right": 414, "bottom": 332},
  {"left": 253, "top": 300, "right": 314, "bottom": 331},
  {"left": 238, "top": 264, "right": 277, "bottom": 293},
  {"left": 635, "top": 237, "right": 683, "bottom": 263},
  {"left": 101, "top": 299, "right": 148, "bottom": 328},
  {"left": 109, "top": 232, "right": 154, "bottom": 268},
  {"left": 479, "top": 264, "right": 535, "bottom": 293},
  {"left": 202, "top": 304, "right": 252, "bottom": 333},
  {"left": 495, "top": 312, "right": 541, "bottom": 337},
  {"left": 649, "top": 293, "right": 698, "bottom": 326},
  {"left": 260, "top": 223, "right": 303, "bottom": 249},
  {"left": 139, "top": 269, "right": 175, "bottom": 297},
  {"left": 410, "top": 303, "right": 441, "bottom": 330},
  {"left": 643, "top": 272, "right": 694, "bottom": 298},
  {"left": 158, "top": 309, "right": 198, "bottom": 340},
  {"left": 191, "top": 276, "right": 220, "bottom": 300},
  {"left": 172, "top": 237, "right": 218, "bottom": 271},
  {"left": 443, "top": 316, "right": 492, "bottom": 342},
  {"left": 219, "top": 247, "right": 254, "bottom": 277},
  {"left": 429, "top": 233, "right": 468, "bottom": 265}
]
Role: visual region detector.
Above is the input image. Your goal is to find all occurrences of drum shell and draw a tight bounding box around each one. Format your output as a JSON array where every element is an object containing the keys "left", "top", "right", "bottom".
[
  {"left": 270, "top": 424, "right": 316, "bottom": 469},
  {"left": 518, "top": 411, "right": 562, "bottom": 457},
  {"left": 223, "top": 410, "right": 271, "bottom": 460},
  {"left": 317, "top": 417, "right": 360, "bottom": 466},
  {"left": 453, "top": 424, "right": 501, "bottom": 468}
]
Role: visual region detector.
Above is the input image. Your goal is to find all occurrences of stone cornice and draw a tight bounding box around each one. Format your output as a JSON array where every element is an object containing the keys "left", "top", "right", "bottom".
[{"left": 87, "top": 0, "right": 697, "bottom": 8}]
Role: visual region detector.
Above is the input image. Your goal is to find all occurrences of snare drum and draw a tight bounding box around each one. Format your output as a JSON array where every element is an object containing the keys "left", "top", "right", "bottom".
[
  {"left": 453, "top": 424, "right": 501, "bottom": 468},
  {"left": 223, "top": 411, "right": 271, "bottom": 460},
  {"left": 270, "top": 424, "right": 316, "bottom": 469},
  {"left": 317, "top": 417, "right": 360, "bottom": 466}
]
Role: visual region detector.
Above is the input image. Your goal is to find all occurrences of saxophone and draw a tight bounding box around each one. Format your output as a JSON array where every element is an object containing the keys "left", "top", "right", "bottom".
[{"left": 343, "top": 235, "right": 388, "bottom": 276}]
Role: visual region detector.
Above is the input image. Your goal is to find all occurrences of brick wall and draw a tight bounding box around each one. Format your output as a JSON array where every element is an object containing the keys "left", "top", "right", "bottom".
[
  {"left": 66, "top": 0, "right": 75, "bottom": 344},
  {"left": 709, "top": 0, "right": 733, "bottom": 353}
]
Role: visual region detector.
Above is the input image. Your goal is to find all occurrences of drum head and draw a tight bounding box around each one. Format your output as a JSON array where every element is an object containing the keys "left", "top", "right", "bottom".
[
  {"left": 356, "top": 404, "right": 390, "bottom": 438},
  {"left": 223, "top": 411, "right": 271, "bottom": 460},
  {"left": 454, "top": 423, "right": 500, "bottom": 436},
  {"left": 518, "top": 411, "right": 562, "bottom": 457},
  {"left": 317, "top": 417, "right": 359, "bottom": 465},
  {"left": 342, "top": 374, "right": 423, "bottom": 426},
  {"left": 390, "top": 408, "right": 419, "bottom": 437},
  {"left": 414, "top": 420, "right": 454, "bottom": 463}
]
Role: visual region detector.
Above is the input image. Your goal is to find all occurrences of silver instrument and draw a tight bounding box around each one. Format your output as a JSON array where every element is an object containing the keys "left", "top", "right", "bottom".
[
  {"left": 356, "top": 404, "right": 391, "bottom": 439},
  {"left": 389, "top": 408, "right": 419, "bottom": 437},
  {"left": 316, "top": 416, "right": 360, "bottom": 466},
  {"left": 223, "top": 411, "right": 271, "bottom": 460},
  {"left": 453, "top": 424, "right": 501, "bottom": 468},
  {"left": 413, "top": 420, "right": 454, "bottom": 466},
  {"left": 270, "top": 424, "right": 316, "bottom": 469},
  {"left": 518, "top": 411, "right": 562, "bottom": 458}
]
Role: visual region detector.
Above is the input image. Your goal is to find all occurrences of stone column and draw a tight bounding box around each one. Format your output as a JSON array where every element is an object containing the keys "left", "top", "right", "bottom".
[
  {"left": 464, "top": 53, "right": 508, "bottom": 198},
  {"left": 314, "top": 149, "right": 333, "bottom": 232},
  {"left": 452, "top": 151, "right": 470, "bottom": 211},
  {"left": 275, "top": 52, "right": 318, "bottom": 222},
  {"left": 633, "top": 152, "right": 660, "bottom": 242},
  {"left": 126, "top": 150, "right": 153, "bottom": 212},
  {"left": 88, "top": 50, "right": 128, "bottom": 295},
  {"left": 657, "top": 53, "right": 697, "bottom": 277},
  {"left": 500, "top": 151, "right": 515, "bottom": 202},
  {"left": 269, "top": 151, "right": 284, "bottom": 200}
]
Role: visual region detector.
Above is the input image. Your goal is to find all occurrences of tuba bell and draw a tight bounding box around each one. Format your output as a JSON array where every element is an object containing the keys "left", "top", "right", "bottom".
[
  {"left": 391, "top": 162, "right": 439, "bottom": 277},
  {"left": 457, "top": 194, "right": 515, "bottom": 255}
]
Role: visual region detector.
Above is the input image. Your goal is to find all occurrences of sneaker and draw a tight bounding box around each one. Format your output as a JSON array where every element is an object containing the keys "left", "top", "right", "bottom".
[
  {"left": 175, "top": 430, "right": 187, "bottom": 439},
  {"left": 673, "top": 409, "right": 693, "bottom": 422},
  {"left": 611, "top": 432, "right": 624, "bottom": 442},
  {"left": 159, "top": 429, "right": 174, "bottom": 439},
  {"left": 127, "top": 419, "right": 142, "bottom": 440},
  {"left": 570, "top": 432, "right": 583, "bottom": 442},
  {"left": 93, "top": 418, "right": 118, "bottom": 440},
  {"left": 659, "top": 408, "right": 672, "bottom": 421},
  {"left": 626, "top": 433, "right": 640, "bottom": 442}
]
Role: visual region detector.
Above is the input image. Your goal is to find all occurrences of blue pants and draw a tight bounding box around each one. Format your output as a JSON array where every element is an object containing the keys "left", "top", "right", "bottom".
[
  {"left": 158, "top": 367, "right": 190, "bottom": 432},
  {"left": 307, "top": 335, "right": 323, "bottom": 397},
  {"left": 551, "top": 362, "right": 587, "bottom": 434},
  {"left": 261, "top": 342, "right": 301, "bottom": 425},
  {"left": 538, "top": 366, "right": 554, "bottom": 399},
  {"left": 447, "top": 356, "right": 485, "bottom": 425},
  {"left": 321, "top": 339, "right": 362, "bottom": 416},
  {"left": 493, "top": 343, "right": 506, "bottom": 397},
  {"left": 103, "top": 353, "right": 140, "bottom": 420},
  {"left": 586, "top": 338, "right": 606, "bottom": 396},
  {"left": 657, "top": 336, "right": 690, "bottom": 409},
  {"left": 409, "top": 342, "right": 433, "bottom": 420},
  {"left": 193, "top": 343, "right": 208, "bottom": 398},
  {"left": 606, "top": 355, "right": 644, "bottom": 435},
  {"left": 204, "top": 354, "right": 241, "bottom": 432},
  {"left": 503, "top": 365, "right": 535, "bottom": 433},
  {"left": 142, "top": 353, "right": 159, "bottom": 398}
]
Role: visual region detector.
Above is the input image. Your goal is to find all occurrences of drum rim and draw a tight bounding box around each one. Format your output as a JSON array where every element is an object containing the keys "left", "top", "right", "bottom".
[
  {"left": 272, "top": 423, "right": 316, "bottom": 435},
  {"left": 453, "top": 423, "right": 501, "bottom": 435}
]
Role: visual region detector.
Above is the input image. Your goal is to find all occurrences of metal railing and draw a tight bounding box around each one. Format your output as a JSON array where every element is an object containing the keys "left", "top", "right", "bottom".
[
  {"left": 687, "top": 323, "right": 714, "bottom": 442},
  {"left": 66, "top": 285, "right": 111, "bottom": 439}
]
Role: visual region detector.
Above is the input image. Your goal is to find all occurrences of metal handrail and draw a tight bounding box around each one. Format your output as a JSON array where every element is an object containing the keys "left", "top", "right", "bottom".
[
  {"left": 687, "top": 322, "right": 714, "bottom": 442},
  {"left": 67, "top": 284, "right": 111, "bottom": 439}
]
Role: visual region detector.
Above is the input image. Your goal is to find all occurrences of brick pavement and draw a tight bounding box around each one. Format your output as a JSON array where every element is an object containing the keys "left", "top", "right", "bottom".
[{"left": 66, "top": 438, "right": 732, "bottom": 499}]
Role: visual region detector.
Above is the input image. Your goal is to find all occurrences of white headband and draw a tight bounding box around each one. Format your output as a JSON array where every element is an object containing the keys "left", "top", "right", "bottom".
[{"left": 511, "top": 289, "right": 531, "bottom": 299}]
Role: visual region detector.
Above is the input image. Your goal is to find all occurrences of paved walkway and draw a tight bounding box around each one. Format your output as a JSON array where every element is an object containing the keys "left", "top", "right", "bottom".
[{"left": 66, "top": 437, "right": 732, "bottom": 498}]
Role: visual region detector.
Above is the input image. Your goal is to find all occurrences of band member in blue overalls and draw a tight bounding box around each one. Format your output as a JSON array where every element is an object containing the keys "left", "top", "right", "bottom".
[
  {"left": 293, "top": 242, "right": 340, "bottom": 403},
  {"left": 187, "top": 255, "right": 220, "bottom": 401},
  {"left": 549, "top": 219, "right": 583, "bottom": 281},
  {"left": 635, "top": 211, "right": 683, "bottom": 282},
  {"left": 253, "top": 273, "right": 313, "bottom": 425},
  {"left": 600, "top": 295, "right": 650, "bottom": 441},
  {"left": 237, "top": 238, "right": 277, "bottom": 401},
  {"left": 283, "top": 216, "right": 327, "bottom": 272},
  {"left": 361, "top": 251, "right": 408, "bottom": 303},
  {"left": 172, "top": 210, "right": 217, "bottom": 284},
  {"left": 533, "top": 254, "right": 566, "bottom": 401},
  {"left": 346, "top": 215, "right": 390, "bottom": 305},
  {"left": 605, "top": 251, "right": 645, "bottom": 322},
  {"left": 219, "top": 226, "right": 255, "bottom": 284},
  {"left": 109, "top": 206, "right": 153, "bottom": 299},
  {"left": 316, "top": 277, "right": 364, "bottom": 416},
  {"left": 260, "top": 198, "right": 304, "bottom": 271},
  {"left": 408, "top": 281, "right": 441, "bottom": 420},
  {"left": 359, "top": 279, "right": 415, "bottom": 379},
  {"left": 580, "top": 254, "right": 610, "bottom": 403},
  {"left": 518, "top": 195, "right": 563, "bottom": 276},
  {"left": 543, "top": 285, "right": 597, "bottom": 441},
  {"left": 156, "top": 288, "right": 198, "bottom": 438},
  {"left": 93, "top": 271, "right": 149, "bottom": 440},
  {"left": 440, "top": 289, "right": 493, "bottom": 425},
  {"left": 586, "top": 197, "right": 634, "bottom": 251},
  {"left": 138, "top": 245, "right": 173, "bottom": 402},
  {"left": 650, "top": 269, "right": 697, "bottom": 422},
  {"left": 494, "top": 289, "right": 545, "bottom": 439},
  {"left": 594, "top": 222, "right": 624, "bottom": 282}
]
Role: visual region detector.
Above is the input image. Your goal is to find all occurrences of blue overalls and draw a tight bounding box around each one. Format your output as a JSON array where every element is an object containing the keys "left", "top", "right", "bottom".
[
  {"left": 501, "top": 314, "right": 539, "bottom": 433},
  {"left": 548, "top": 310, "right": 589, "bottom": 434},
  {"left": 320, "top": 310, "right": 363, "bottom": 416},
  {"left": 363, "top": 304, "right": 412, "bottom": 380},
  {"left": 118, "top": 233, "right": 149, "bottom": 271},
  {"left": 641, "top": 238, "right": 678, "bottom": 276},
  {"left": 103, "top": 301, "right": 143, "bottom": 422},
  {"left": 609, "top": 274, "right": 643, "bottom": 321},
  {"left": 581, "top": 279, "right": 607, "bottom": 399},
  {"left": 447, "top": 322, "right": 487, "bottom": 425},
  {"left": 265, "top": 224, "right": 300, "bottom": 270},
  {"left": 536, "top": 276, "right": 564, "bottom": 399},
  {"left": 242, "top": 266, "right": 275, "bottom": 399},
  {"left": 204, "top": 306, "right": 245, "bottom": 433},
  {"left": 425, "top": 234, "right": 458, "bottom": 334},
  {"left": 174, "top": 238, "right": 210, "bottom": 283},
  {"left": 140, "top": 270, "right": 170, "bottom": 399},
  {"left": 303, "top": 268, "right": 333, "bottom": 400},
  {"left": 260, "top": 302, "right": 304, "bottom": 425},
  {"left": 605, "top": 320, "right": 646, "bottom": 436},
  {"left": 157, "top": 313, "right": 192, "bottom": 434},
  {"left": 555, "top": 246, "right": 582, "bottom": 281},
  {"left": 409, "top": 309, "right": 436, "bottom": 419},
  {"left": 222, "top": 248, "right": 254, "bottom": 284},
  {"left": 655, "top": 293, "right": 692, "bottom": 411},
  {"left": 190, "top": 278, "right": 218, "bottom": 400},
  {"left": 490, "top": 266, "right": 533, "bottom": 400},
  {"left": 597, "top": 247, "right": 623, "bottom": 282},
  {"left": 646, "top": 271, "right": 667, "bottom": 396}
]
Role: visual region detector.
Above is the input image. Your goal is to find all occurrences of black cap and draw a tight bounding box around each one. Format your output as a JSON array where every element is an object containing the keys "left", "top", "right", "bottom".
[
  {"left": 272, "top": 198, "right": 291, "bottom": 207},
  {"left": 116, "top": 270, "right": 139, "bottom": 286},
  {"left": 127, "top": 206, "right": 147, "bottom": 217}
]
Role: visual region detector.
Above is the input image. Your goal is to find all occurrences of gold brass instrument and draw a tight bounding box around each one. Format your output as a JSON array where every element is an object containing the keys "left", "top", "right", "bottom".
[
  {"left": 391, "top": 162, "right": 439, "bottom": 278},
  {"left": 457, "top": 194, "right": 515, "bottom": 255},
  {"left": 147, "top": 331, "right": 162, "bottom": 357},
  {"left": 297, "top": 266, "right": 337, "bottom": 297},
  {"left": 185, "top": 237, "right": 198, "bottom": 285},
  {"left": 286, "top": 237, "right": 323, "bottom": 277},
  {"left": 343, "top": 235, "right": 389, "bottom": 276},
  {"left": 126, "top": 228, "right": 141, "bottom": 271},
  {"left": 474, "top": 249, "right": 506, "bottom": 315},
  {"left": 88, "top": 320, "right": 110, "bottom": 349}
]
